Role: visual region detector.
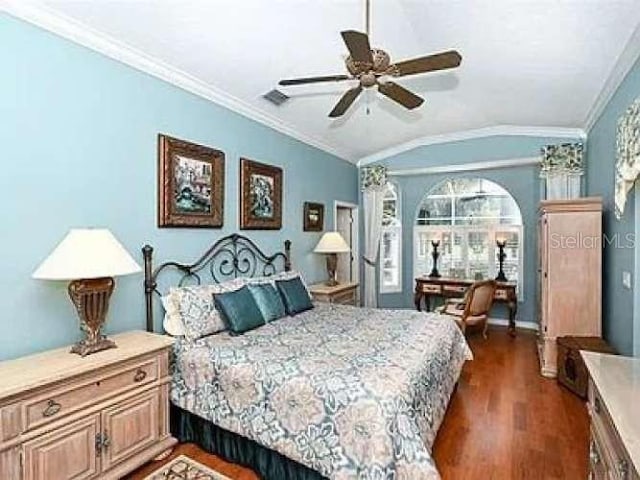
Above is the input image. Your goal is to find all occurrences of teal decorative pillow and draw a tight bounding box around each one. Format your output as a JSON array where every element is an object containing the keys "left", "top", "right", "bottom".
[
  {"left": 248, "top": 283, "right": 286, "bottom": 322},
  {"left": 213, "top": 286, "right": 265, "bottom": 334},
  {"left": 276, "top": 277, "right": 313, "bottom": 315}
]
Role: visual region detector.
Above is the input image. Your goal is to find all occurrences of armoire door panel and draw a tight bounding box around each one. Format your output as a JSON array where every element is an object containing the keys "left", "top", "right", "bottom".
[
  {"left": 22, "top": 414, "right": 100, "bottom": 480},
  {"left": 546, "top": 211, "right": 601, "bottom": 337}
]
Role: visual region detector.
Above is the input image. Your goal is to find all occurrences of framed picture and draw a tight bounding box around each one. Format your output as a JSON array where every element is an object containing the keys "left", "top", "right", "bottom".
[
  {"left": 303, "top": 202, "right": 324, "bottom": 231},
  {"left": 158, "top": 134, "right": 225, "bottom": 228},
  {"left": 240, "top": 158, "right": 283, "bottom": 230}
]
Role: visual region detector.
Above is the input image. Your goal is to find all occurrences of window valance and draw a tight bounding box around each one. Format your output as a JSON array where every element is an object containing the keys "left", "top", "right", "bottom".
[
  {"left": 615, "top": 96, "right": 640, "bottom": 219},
  {"left": 361, "top": 165, "right": 387, "bottom": 191}
]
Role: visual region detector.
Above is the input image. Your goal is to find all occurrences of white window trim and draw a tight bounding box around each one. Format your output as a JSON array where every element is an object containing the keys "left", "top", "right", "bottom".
[
  {"left": 380, "top": 183, "right": 403, "bottom": 294},
  {"left": 380, "top": 224, "right": 403, "bottom": 294},
  {"left": 413, "top": 225, "right": 524, "bottom": 299}
]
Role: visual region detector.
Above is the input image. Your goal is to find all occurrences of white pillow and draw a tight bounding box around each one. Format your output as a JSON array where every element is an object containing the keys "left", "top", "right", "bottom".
[
  {"left": 161, "top": 288, "right": 185, "bottom": 336},
  {"left": 161, "top": 277, "right": 246, "bottom": 338}
]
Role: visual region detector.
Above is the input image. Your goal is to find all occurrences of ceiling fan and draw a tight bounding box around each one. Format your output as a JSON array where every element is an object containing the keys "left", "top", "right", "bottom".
[{"left": 278, "top": 0, "right": 462, "bottom": 118}]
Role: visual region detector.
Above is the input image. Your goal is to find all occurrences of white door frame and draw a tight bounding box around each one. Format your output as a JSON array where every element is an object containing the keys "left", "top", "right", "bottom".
[{"left": 334, "top": 201, "right": 360, "bottom": 285}]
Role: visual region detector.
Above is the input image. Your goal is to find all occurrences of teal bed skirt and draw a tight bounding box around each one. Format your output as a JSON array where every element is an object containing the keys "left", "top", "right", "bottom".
[{"left": 170, "top": 404, "right": 326, "bottom": 480}]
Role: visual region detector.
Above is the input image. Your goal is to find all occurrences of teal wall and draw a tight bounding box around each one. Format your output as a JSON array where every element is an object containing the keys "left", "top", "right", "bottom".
[
  {"left": 0, "top": 15, "right": 358, "bottom": 361},
  {"left": 370, "top": 135, "right": 583, "bottom": 327},
  {"left": 585, "top": 56, "right": 640, "bottom": 356}
]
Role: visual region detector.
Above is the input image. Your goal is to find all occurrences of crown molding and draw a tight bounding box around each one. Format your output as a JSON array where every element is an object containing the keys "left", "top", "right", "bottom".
[
  {"left": 386, "top": 156, "right": 539, "bottom": 177},
  {"left": 2, "top": 1, "right": 355, "bottom": 162},
  {"left": 583, "top": 20, "right": 640, "bottom": 133},
  {"left": 357, "top": 125, "right": 586, "bottom": 166}
]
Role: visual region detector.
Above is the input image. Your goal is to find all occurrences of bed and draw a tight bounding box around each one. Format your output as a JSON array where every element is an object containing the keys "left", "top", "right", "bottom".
[{"left": 143, "top": 234, "right": 472, "bottom": 480}]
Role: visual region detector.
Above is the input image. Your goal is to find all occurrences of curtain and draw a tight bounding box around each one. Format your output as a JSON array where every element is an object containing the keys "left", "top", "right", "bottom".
[
  {"left": 361, "top": 166, "right": 387, "bottom": 307},
  {"left": 540, "top": 143, "right": 584, "bottom": 200},
  {"left": 615, "top": 96, "right": 640, "bottom": 219}
]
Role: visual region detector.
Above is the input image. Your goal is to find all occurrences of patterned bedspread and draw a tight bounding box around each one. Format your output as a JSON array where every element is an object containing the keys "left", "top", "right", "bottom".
[{"left": 171, "top": 303, "right": 472, "bottom": 480}]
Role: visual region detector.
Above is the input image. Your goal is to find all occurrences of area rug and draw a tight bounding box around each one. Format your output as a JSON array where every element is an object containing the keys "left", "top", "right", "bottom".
[{"left": 142, "top": 455, "right": 232, "bottom": 480}]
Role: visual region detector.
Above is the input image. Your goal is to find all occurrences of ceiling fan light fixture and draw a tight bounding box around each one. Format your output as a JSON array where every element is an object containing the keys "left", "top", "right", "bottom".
[
  {"left": 276, "top": 0, "right": 462, "bottom": 118},
  {"left": 360, "top": 73, "right": 377, "bottom": 88}
]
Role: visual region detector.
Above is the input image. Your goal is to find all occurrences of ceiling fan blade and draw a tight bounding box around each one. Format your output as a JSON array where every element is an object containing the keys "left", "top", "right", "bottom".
[
  {"left": 391, "top": 50, "right": 462, "bottom": 77},
  {"left": 378, "top": 81, "right": 424, "bottom": 109},
  {"left": 341, "top": 30, "right": 373, "bottom": 65},
  {"left": 329, "top": 86, "right": 363, "bottom": 118},
  {"left": 279, "top": 75, "right": 351, "bottom": 86}
]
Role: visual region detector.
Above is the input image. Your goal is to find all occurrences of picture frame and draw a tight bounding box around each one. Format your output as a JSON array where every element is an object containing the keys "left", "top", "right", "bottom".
[
  {"left": 303, "top": 202, "right": 324, "bottom": 232},
  {"left": 240, "top": 158, "right": 283, "bottom": 230},
  {"left": 158, "top": 134, "right": 225, "bottom": 228}
]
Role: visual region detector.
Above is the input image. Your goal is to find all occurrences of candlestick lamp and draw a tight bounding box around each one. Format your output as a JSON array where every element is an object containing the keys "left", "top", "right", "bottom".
[
  {"left": 429, "top": 240, "right": 441, "bottom": 278},
  {"left": 33, "top": 229, "right": 141, "bottom": 356},
  {"left": 495, "top": 238, "right": 508, "bottom": 282}
]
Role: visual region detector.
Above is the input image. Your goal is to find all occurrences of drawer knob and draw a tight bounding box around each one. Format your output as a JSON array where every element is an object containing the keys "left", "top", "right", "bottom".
[
  {"left": 133, "top": 368, "right": 147, "bottom": 383},
  {"left": 594, "top": 396, "right": 601, "bottom": 415},
  {"left": 42, "top": 399, "right": 61, "bottom": 417},
  {"left": 617, "top": 460, "right": 629, "bottom": 479},
  {"left": 589, "top": 441, "right": 600, "bottom": 465}
]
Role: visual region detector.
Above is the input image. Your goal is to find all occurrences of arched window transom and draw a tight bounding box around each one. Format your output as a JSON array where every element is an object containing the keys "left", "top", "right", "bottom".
[{"left": 414, "top": 178, "right": 523, "bottom": 290}]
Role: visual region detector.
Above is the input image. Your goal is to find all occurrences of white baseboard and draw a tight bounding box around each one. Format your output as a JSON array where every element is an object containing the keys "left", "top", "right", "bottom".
[{"left": 488, "top": 317, "right": 539, "bottom": 332}]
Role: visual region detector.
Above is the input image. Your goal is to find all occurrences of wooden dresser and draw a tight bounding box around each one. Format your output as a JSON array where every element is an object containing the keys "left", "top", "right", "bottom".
[
  {"left": 538, "top": 198, "right": 602, "bottom": 377},
  {"left": 308, "top": 282, "right": 358, "bottom": 306},
  {"left": 583, "top": 352, "right": 640, "bottom": 480},
  {"left": 0, "top": 331, "right": 176, "bottom": 480}
]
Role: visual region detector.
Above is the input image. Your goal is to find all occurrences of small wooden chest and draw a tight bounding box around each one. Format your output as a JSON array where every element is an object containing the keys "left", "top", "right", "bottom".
[{"left": 557, "top": 336, "right": 616, "bottom": 399}]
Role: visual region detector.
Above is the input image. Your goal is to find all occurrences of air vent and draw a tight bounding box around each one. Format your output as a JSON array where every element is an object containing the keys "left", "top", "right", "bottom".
[{"left": 262, "top": 89, "right": 289, "bottom": 106}]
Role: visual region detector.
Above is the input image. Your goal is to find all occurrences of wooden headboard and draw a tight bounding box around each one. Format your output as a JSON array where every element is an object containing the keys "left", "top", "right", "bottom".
[{"left": 142, "top": 233, "right": 291, "bottom": 332}]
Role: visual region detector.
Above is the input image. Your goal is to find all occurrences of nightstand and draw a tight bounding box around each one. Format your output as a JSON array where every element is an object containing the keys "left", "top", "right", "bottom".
[
  {"left": 309, "top": 282, "right": 359, "bottom": 306},
  {"left": 0, "top": 331, "right": 176, "bottom": 480}
]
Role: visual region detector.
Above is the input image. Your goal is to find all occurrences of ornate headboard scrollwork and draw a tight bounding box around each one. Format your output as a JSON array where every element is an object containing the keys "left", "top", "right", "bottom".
[{"left": 142, "top": 233, "right": 291, "bottom": 332}]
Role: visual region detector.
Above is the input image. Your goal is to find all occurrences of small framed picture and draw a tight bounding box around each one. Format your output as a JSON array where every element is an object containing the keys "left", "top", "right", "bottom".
[
  {"left": 303, "top": 202, "right": 324, "bottom": 232},
  {"left": 157, "top": 134, "right": 225, "bottom": 228},
  {"left": 240, "top": 158, "right": 283, "bottom": 230}
]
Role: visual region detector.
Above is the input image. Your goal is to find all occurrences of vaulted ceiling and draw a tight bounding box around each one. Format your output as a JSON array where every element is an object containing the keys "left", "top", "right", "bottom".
[{"left": 10, "top": 0, "right": 640, "bottom": 162}]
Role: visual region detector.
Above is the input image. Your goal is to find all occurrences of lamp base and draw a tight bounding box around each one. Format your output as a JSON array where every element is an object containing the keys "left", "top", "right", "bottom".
[
  {"left": 325, "top": 253, "right": 339, "bottom": 287},
  {"left": 68, "top": 277, "right": 118, "bottom": 357},
  {"left": 70, "top": 336, "right": 117, "bottom": 356},
  {"left": 495, "top": 272, "right": 508, "bottom": 282}
]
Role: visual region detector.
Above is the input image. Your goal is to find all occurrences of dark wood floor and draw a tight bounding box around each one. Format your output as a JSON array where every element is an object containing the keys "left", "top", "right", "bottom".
[{"left": 129, "top": 327, "right": 589, "bottom": 480}]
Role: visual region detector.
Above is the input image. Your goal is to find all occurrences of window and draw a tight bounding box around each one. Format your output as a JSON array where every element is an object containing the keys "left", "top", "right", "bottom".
[
  {"left": 414, "top": 178, "right": 523, "bottom": 294},
  {"left": 380, "top": 182, "right": 402, "bottom": 293}
]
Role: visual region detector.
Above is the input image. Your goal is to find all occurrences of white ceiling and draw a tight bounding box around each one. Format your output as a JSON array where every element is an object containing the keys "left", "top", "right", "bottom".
[{"left": 11, "top": 0, "right": 640, "bottom": 162}]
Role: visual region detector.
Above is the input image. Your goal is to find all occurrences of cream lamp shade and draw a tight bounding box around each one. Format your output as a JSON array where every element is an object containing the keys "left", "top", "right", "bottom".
[
  {"left": 33, "top": 229, "right": 141, "bottom": 280},
  {"left": 33, "top": 229, "right": 141, "bottom": 356},
  {"left": 313, "top": 232, "right": 350, "bottom": 254}
]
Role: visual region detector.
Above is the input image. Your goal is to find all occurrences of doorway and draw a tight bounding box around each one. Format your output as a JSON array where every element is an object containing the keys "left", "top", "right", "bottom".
[{"left": 334, "top": 201, "right": 359, "bottom": 285}]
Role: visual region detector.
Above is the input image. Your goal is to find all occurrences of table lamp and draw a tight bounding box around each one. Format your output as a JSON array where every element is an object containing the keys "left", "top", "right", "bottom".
[
  {"left": 313, "top": 231, "right": 350, "bottom": 286},
  {"left": 33, "top": 229, "right": 141, "bottom": 356}
]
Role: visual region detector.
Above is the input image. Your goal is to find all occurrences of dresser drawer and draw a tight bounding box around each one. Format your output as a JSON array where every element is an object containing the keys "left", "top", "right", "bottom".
[
  {"left": 421, "top": 283, "right": 441, "bottom": 294},
  {"left": 23, "top": 356, "right": 158, "bottom": 433},
  {"left": 332, "top": 289, "right": 356, "bottom": 305},
  {"left": 590, "top": 426, "right": 611, "bottom": 480},
  {"left": 494, "top": 288, "right": 509, "bottom": 300},
  {"left": 589, "top": 381, "right": 639, "bottom": 479},
  {"left": 443, "top": 285, "right": 466, "bottom": 294}
]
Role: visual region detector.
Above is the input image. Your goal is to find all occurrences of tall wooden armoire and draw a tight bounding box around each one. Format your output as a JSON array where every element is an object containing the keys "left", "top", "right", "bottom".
[{"left": 538, "top": 197, "right": 602, "bottom": 377}]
